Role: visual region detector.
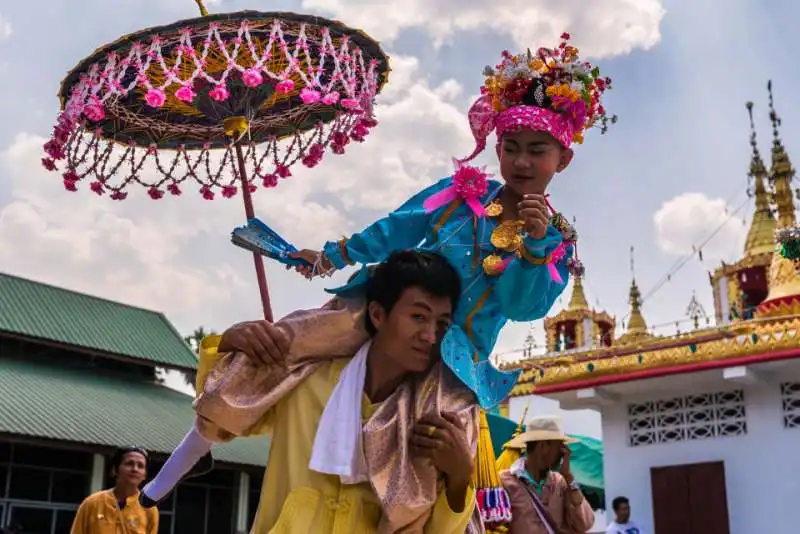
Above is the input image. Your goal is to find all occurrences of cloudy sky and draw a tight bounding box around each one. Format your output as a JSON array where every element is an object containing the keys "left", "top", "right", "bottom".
[{"left": 1, "top": 1, "right": 798, "bottom": 411}]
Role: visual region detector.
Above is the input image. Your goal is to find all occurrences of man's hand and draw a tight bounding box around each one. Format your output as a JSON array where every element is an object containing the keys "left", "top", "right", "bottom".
[
  {"left": 411, "top": 412, "right": 474, "bottom": 512},
  {"left": 559, "top": 443, "right": 574, "bottom": 484},
  {"left": 217, "top": 320, "right": 289, "bottom": 368},
  {"left": 518, "top": 194, "right": 550, "bottom": 240}
]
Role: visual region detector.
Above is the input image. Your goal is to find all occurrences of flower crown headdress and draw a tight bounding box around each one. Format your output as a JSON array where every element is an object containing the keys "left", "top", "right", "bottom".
[{"left": 460, "top": 33, "right": 617, "bottom": 162}]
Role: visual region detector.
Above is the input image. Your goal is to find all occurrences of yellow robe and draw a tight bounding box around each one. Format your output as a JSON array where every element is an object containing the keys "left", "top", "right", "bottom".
[
  {"left": 70, "top": 489, "right": 158, "bottom": 534},
  {"left": 197, "top": 338, "right": 474, "bottom": 534}
]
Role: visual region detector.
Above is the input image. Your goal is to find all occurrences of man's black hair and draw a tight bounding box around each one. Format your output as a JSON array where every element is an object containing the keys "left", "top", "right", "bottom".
[
  {"left": 612, "top": 496, "right": 629, "bottom": 511},
  {"left": 364, "top": 250, "right": 461, "bottom": 335},
  {"left": 110, "top": 446, "right": 149, "bottom": 475}
]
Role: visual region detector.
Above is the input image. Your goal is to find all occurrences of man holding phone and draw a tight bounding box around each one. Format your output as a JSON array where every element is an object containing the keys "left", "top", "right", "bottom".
[{"left": 499, "top": 415, "right": 595, "bottom": 533}]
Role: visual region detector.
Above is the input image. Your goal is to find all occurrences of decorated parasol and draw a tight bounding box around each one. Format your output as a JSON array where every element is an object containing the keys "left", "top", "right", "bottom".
[{"left": 41, "top": 0, "right": 390, "bottom": 320}]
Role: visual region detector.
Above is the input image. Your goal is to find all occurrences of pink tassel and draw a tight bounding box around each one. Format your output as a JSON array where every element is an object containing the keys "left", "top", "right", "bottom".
[
  {"left": 547, "top": 242, "right": 568, "bottom": 284},
  {"left": 422, "top": 187, "right": 458, "bottom": 213}
]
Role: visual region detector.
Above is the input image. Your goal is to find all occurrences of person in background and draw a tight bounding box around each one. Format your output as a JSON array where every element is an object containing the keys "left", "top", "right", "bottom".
[
  {"left": 71, "top": 446, "right": 158, "bottom": 534},
  {"left": 500, "top": 415, "right": 594, "bottom": 533},
  {"left": 606, "top": 496, "right": 642, "bottom": 534}
]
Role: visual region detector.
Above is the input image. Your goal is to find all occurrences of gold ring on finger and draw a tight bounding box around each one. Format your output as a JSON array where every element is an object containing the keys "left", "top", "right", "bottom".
[{"left": 427, "top": 425, "right": 436, "bottom": 437}]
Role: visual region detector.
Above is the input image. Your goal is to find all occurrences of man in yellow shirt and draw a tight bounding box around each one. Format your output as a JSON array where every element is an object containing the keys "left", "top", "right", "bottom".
[
  {"left": 242, "top": 251, "right": 477, "bottom": 533},
  {"left": 143, "top": 251, "right": 479, "bottom": 532}
]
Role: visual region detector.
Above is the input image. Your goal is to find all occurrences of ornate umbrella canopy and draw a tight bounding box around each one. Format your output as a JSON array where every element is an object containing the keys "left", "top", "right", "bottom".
[{"left": 41, "top": 10, "right": 390, "bottom": 201}]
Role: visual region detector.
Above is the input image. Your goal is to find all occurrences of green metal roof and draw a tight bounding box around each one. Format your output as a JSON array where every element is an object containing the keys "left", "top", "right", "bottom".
[
  {"left": 0, "top": 272, "right": 198, "bottom": 369},
  {"left": 0, "top": 357, "right": 269, "bottom": 467}
]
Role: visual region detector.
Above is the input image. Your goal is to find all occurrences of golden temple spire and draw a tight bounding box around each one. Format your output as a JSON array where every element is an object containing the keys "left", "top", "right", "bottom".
[
  {"left": 767, "top": 81, "right": 796, "bottom": 229},
  {"left": 567, "top": 275, "right": 590, "bottom": 310},
  {"left": 620, "top": 247, "right": 650, "bottom": 341},
  {"left": 743, "top": 101, "right": 777, "bottom": 256}
]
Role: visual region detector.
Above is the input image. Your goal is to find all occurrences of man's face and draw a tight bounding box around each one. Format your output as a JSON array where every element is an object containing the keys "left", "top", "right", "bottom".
[
  {"left": 368, "top": 286, "right": 453, "bottom": 373},
  {"left": 116, "top": 452, "right": 147, "bottom": 488},
  {"left": 616, "top": 502, "right": 631, "bottom": 523}
]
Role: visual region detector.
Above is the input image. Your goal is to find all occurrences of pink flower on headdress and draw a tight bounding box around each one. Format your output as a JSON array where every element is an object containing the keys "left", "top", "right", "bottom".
[
  {"left": 551, "top": 96, "right": 587, "bottom": 132},
  {"left": 423, "top": 159, "right": 491, "bottom": 216},
  {"left": 175, "top": 85, "right": 196, "bottom": 103},
  {"left": 145, "top": 89, "right": 166, "bottom": 108},
  {"left": 242, "top": 68, "right": 264, "bottom": 88}
]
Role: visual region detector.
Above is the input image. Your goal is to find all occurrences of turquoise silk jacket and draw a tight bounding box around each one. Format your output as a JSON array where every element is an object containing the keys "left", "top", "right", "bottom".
[{"left": 322, "top": 176, "right": 571, "bottom": 407}]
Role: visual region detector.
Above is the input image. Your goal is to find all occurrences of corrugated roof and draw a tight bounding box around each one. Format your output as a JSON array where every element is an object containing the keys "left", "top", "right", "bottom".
[
  {"left": 0, "top": 272, "right": 198, "bottom": 369},
  {"left": 0, "top": 358, "right": 269, "bottom": 467}
]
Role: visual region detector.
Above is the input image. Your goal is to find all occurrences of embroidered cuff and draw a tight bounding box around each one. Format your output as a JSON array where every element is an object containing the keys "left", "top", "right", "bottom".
[{"left": 321, "top": 238, "right": 353, "bottom": 270}]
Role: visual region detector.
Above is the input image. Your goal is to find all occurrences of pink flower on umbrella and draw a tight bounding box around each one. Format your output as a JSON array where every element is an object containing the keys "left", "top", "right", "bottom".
[
  {"left": 147, "top": 187, "right": 164, "bottom": 199},
  {"left": 300, "top": 88, "right": 321, "bottom": 104},
  {"left": 145, "top": 88, "right": 166, "bottom": 108},
  {"left": 276, "top": 79, "right": 295, "bottom": 94},
  {"left": 322, "top": 92, "right": 339, "bottom": 105},
  {"left": 90, "top": 181, "right": 105, "bottom": 195},
  {"left": 209, "top": 84, "right": 230, "bottom": 102},
  {"left": 242, "top": 68, "right": 264, "bottom": 88},
  {"left": 167, "top": 183, "right": 182, "bottom": 196},
  {"left": 340, "top": 98, "right": 359, "bottom": 110},
  {"left": 200, "top": 185, "right": 214, "bottom": 200},
  {"left": 222, "top": 185, "right": 237, "bottom": 198},
  {"left": 175, "top": 85, "right": 196, "bottom": 103},
  {"left": 262, "top": 174, "right": 278, "bottom": 187},
  {"left": 84, "top": 100, "right": 105, "bottom": 122}
]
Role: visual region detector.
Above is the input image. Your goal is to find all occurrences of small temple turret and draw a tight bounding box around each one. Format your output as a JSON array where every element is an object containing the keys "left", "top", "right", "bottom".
[
  {"left": 543, "top": 273, "right": 615, "bottom": 352},
  {"left": 757, "top": 81, "right": 800, "bottom": 316},
  {"left": 711, "top": 101, "right": 776, "bottom": 323},
  {"left": 616, "top": 265, "right": 655, "bottom": 345}
]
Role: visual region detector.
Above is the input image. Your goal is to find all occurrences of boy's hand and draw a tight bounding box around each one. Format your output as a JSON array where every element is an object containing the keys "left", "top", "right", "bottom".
[{"left": 519, "top": 194, "right": 549, "bottom": 239}]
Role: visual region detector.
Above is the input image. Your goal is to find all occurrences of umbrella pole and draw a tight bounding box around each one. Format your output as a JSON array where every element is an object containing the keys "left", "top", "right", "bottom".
[{"left": 234, "top": 141, "right": 274, "bottom": 321}]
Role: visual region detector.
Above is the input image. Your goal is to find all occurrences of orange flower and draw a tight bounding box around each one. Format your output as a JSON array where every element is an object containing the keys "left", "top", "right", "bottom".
[{"left": 546, "top": 83, "right": 580, "bottom": 102}]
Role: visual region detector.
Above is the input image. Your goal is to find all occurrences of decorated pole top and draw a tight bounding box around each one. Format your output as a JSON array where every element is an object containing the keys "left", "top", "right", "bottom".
[{"left": 42, "top": 11, "right": 390, "bottom": 201}]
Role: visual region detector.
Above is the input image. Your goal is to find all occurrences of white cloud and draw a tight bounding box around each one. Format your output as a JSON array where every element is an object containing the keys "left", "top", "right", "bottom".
[
  {"left": 0, "top": 13, "right": 11, "bottom": 40},
  {"left": 653, "top": 192, "right": 747, "bottom": 260},
  {"left": 0, "top": 54, "right": 474, "bottom": 338},
  {"left": 302, "top": 0, "right": 665, "bottom": 57}
]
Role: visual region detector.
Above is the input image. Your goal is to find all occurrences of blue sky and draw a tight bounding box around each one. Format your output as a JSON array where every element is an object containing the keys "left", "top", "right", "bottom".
[{"left": 0, "top": 0, "right": 798, "bottom": 402}]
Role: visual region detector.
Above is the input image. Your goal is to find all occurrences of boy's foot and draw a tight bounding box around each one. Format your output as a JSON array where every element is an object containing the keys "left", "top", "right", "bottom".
[{"left": 139, "top": 452, "right": 215, "bottom": 508}]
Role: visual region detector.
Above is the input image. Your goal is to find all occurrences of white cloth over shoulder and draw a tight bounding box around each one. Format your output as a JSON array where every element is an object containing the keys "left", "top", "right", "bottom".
[{"left": 308, "top": 340, "right": 371, "bottom": 484}]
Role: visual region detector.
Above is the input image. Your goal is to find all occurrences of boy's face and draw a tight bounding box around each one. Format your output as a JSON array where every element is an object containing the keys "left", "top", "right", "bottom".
[
  {"left": 368, "top": 286, "right": 453, "bottom": 373},
  {"left": 497, "top": 129, "right": 573, "bottom": 196}
]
